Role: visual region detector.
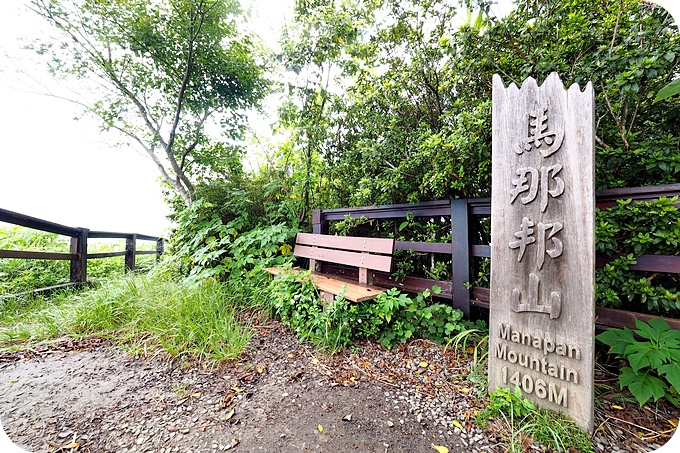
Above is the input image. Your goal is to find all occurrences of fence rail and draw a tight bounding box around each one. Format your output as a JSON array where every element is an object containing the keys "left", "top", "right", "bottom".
[
  {"left": 0, "top": 207, "right": 164, "bottom": 294},
  {"left": 312, "top": 183, "right": 680, "bottom": 332}
]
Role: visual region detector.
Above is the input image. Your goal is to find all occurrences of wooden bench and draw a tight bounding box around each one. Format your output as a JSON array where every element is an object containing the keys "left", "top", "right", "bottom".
[{"left": 264, "top": 233, "right": 395, "bottom": 303}]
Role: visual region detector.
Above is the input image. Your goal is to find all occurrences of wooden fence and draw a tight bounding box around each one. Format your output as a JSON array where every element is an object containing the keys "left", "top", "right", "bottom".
[
  {"left": 0, "top": 207, "right": 164, "bottom": 294},
  {"left": 312, "top": 183, "right": 680, "bottom": 331}
]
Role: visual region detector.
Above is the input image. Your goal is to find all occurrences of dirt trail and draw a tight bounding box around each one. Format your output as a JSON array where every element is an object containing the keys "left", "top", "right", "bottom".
[
  {"left": 0, "top": 323, "right": 677, "bottom": 453},
  {"left": 0, "top": 325, "right": 492, "bottom": 453}
]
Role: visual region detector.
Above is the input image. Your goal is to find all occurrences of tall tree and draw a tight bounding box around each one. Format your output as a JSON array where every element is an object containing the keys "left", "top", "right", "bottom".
[{"left": 30, "top": 0, "right": 266, "bottom": 205}]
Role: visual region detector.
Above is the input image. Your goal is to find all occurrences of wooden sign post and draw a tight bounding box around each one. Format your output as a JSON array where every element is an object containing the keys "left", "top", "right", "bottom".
[{"left": 489, "top": 72, "right": 595, "bottom": 432}]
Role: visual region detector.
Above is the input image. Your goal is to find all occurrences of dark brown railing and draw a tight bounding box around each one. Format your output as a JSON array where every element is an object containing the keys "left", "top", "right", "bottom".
[
  {"left": 312, "top": 183, "right": 680, "bottom": 331},
  {"left": 0, "top": 207, "right": 164, "bottom": 294}
]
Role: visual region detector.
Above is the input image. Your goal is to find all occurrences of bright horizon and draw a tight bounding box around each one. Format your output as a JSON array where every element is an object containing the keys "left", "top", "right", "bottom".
[{"left": 0, "top": 0, "right": 294, "bottom": 237}]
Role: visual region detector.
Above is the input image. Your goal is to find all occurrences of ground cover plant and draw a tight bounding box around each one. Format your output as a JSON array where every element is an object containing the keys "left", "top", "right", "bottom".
[{"left": 0, "top": 273, "right": 255, "bottom": 362}]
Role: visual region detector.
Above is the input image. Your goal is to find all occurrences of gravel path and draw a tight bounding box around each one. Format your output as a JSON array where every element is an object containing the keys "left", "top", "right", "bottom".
[{"left": 0, "top": 322, "right": 677, "bottom": 452}]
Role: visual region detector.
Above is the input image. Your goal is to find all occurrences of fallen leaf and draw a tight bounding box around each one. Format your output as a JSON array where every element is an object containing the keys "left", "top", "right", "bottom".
[
  {"left": 317, "top": 424, "right": 323, "bottom": 433},
  {"left": 222, "top": 393, "right": 235, "bottom": 407},
  {"left": 225, "top": 408, "right": 235, "bottom": 421},
  {"left": 190, "top": 392, "right": 201, "bottom": 398},
  {"left": 65, "top": 442, "right": 80, "bottom": 449},
  {"left": 431, "top": 444, "right": 449, "bottom": 453},
  {"left": 256, "top": 364, "right": 265, "bottom": 374},
  {"left": 611, "top": 405, "right": 624, "bottom": 410},
  {"left": 452, "top": 420, "right": 464, "bottom": 430},
  {"left": 668, "top": 419, "right": 678, "bottom": 428},
  {"left": 287, "top": 353, "right": 294, "bottom": 358},
  {"left": 419, "top": 361, "right": 429, "bottom": 368},
  {"left": 224, "top": 438, "right": 239, "bottom": 451},
  {"left": 459, "top": 387, "right": 471, "bottom": 393},
  {"left": 231, "top": 385, "right": 243, "bottom": 392},
  {"left": 312, "top": 357, "right": 320, "bottom": 364}
]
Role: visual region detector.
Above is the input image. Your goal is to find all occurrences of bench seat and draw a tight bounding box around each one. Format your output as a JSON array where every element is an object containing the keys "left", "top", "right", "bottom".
[
  {"left": 264, "top": 233, "right": 395, "bottom": 303},
  {"left": 263, "top": 267, "right": 386, "bottom": 302}
]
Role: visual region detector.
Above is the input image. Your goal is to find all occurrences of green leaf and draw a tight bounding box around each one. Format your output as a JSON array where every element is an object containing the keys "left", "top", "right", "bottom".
[
  {"left": 596, "top": 327, "right": 636, "bottom": 355},
  {"left": 654, "top": 78, "right": 680, "bottom": 103},
  {"left": 624, "top": 342, "right": 666, "bottom": 373},
  {"left": 658, "top": 362, "right": 680, "bottom": 391},
  {"left": 619, "top": 367, "right": 667, "bottom": 406}
]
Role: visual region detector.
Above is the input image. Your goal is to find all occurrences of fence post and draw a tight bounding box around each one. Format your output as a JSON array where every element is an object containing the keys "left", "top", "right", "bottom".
[
  {"left": 312, "top": 209, "right": 328, "bottom": 234},
  {"left": 451, "top": 199, "right": 471, "bottom": 319},
  {"left": 125, "top": 234, "right": 137, "bottom": 272},
  {"left": 156, "top": 238, "right": 164, "bottom": 262},
  {"left": 70, "top": 228, "right": 88, "bottom": 284}
]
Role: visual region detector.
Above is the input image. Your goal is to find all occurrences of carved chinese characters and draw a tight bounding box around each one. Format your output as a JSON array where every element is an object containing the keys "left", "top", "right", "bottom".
[{"left": 489, "top": 73, "right": 595, "bottom": 432}]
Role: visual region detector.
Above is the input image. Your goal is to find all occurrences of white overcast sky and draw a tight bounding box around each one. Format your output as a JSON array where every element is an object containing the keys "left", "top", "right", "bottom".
[
  {"left": 0, "top": 0, "right": 294, "bottom": 237},
  {"left": 0, "top": 0, "right": 678, "bottom": 239}
]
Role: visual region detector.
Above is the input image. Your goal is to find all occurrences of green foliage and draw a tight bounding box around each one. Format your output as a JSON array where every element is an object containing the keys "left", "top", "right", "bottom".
[
  {"left": 0, "top": 227, "right": 70, "bottom": 295},
  {"left": 373, "top": 286, "right": 466, "bottom": 348},
  {"left": 595, "top": 197, "right": 680, "bottom": 314},
  {"left": 31, "top": 0, "right": 267, "bottom": 205},
  {"left": 596, "top": 317, "right": 680, "bottom": 406},
  {"left": 260, "top": 275, "right": 470, "bottom": 352},
  {"left": 168, "top": 199, "right": 298, "bottom": 283},
  {"left": 274, "top": 0, "right": 680, "bottom": 213},
  {"left": 478, "top": 387, "right": 592, "bottom": 453},
  {"left": 0, "top": 227, "right": 154, "bottom": 296},
  {"left": 0, "top": 273, "right": 254, "bottom": 362},
  {"left": 259, "top": 271, "right": 364, "bottom": 353},
  {"left": 655, "top": 78, "right": 680, "bottom": 103}
]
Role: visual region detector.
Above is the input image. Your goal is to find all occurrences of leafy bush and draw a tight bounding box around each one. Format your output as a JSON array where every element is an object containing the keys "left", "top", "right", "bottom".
[
  {"left": 595, "top": 197, "right": 680, "bottom": 314},
  {"left": 596, "top": 317, "right": 680, "bottom": 406},
  {"left": 260, "top": 273, "right": 471, "bottom": 352}
]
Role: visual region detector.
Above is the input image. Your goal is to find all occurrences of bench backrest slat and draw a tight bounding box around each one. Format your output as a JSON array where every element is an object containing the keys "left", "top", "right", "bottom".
[
  {"left": 296, "top": 233, "right": 394, "bottom": 255},
  {"left": 295, "top": 244, "right": 393, "bottom": 272}
]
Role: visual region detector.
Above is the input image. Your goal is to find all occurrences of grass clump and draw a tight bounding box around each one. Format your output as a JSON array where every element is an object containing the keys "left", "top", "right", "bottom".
[
  {"left": 0, "top": 273, "right": 254, "bottom": 362},
  {"left": 478, "top": 386, "right": 592, "bottom": 453}
]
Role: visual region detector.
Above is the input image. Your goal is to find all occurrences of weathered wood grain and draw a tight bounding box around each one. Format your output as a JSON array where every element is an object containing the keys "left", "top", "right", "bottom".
[{"left": 489, "top": 73, "right": 595, "bottom": 432}]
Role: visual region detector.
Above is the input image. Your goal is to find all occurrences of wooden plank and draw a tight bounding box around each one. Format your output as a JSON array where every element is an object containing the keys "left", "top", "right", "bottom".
[
  {"left": 321, "top": 264, "right": 453, "bottom": 298},
  {"left": 262, "top": 267, "right": 385, "bottom": 302},
  {"left": 296, "top": 233, "right": 394, "bottom": 254},
  {"left": 294, "top": 244, "right": 393, "bottom": 272},
  {"left": 471, "top": 244, "right": 491, "bottom": 257},
  {"left": 320, "top": 200, "right": 451, "bottom": 221},
  {"left": 0, "top": 250, "right": 77, "bottom": 260},
  {"left": 0, "top": 207, "right": 81, "bottom": 237},
  {"left": 135, "top": 250, "right": 158, "bottom": 256},
  {"left": 89, "top": 231, "right": 160, "bottom": 241},
  {"left": 308, "top": 273, "right": 385, "bottom": 302},
  {"left": 395, "top": 241, "right": 450, "bottom": 254},
  {"left": 87, "top": 251, "right": 126, "bottom": 259},
  {"left": 596, "top": 183, "right": 680, "bottom": 209},
  {"left": 596, "top": 306, "right": 680, "bottom": 331},
  {"left": 596, "top": 253, "right": 680, "bottom": 273}
]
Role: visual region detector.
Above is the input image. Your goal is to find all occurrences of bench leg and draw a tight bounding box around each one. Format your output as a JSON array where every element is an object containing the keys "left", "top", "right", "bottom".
[{"left": 320, "top": 291, "right": 335, "bottom": 305}]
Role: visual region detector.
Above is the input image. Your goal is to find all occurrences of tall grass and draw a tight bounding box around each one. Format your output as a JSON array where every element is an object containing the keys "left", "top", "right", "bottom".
[{"left": 0, "top": 273, "right": 255, "bottom": 362}]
